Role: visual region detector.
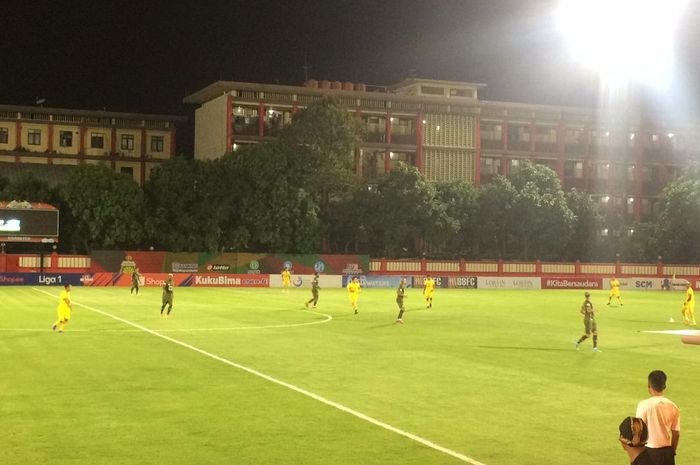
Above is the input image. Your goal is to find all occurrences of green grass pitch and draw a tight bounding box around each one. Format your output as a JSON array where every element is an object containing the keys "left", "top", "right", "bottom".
[{"left": 1, "top": 286, "right": 697, "bottom": 465}]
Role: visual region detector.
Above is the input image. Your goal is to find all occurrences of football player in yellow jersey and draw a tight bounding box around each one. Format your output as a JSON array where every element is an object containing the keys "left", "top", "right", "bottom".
[
  {"left": 281, "top": 267, "right": 291, "bottom": 294},
  {"left": 347, "top": 276, "right": 361, "bottom": 314},
  {"left": 423, "top": 275, "right": 435, "bottom": 309},
  {"left": 52, "top": 284, "right": 73, "bottom": 333},
  {"left": 607, "top": 276, "right": 623, "bottom": 306},
  {"left": 682, "top": 283, "right": 696, "bottom": 326}
]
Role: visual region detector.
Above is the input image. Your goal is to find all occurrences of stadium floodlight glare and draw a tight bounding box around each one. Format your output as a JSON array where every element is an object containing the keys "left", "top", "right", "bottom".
[{"left": 556, "top": 0, "right": 689, "bottom": 88}]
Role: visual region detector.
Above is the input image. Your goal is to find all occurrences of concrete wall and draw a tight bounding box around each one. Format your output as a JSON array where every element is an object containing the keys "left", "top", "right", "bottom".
[{"left": 194, "top": 93, "right": 228, "bottom": 160}]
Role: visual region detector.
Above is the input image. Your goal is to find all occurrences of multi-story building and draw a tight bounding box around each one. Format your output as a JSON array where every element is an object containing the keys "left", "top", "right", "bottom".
[
  {"left": 0, "top": 104, "right": 185, "bottom": 185},
  {"left": 184, "top": 78, "right": 700, "bottom": 225}
]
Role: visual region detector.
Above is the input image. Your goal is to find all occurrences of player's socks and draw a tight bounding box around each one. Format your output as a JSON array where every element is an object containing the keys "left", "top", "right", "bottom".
[
  {"left": 576, "top": 335, "right": 588, "bottom": 345},
  {"left": 593, "top": 335, "right": 598, "bottom": 348}
]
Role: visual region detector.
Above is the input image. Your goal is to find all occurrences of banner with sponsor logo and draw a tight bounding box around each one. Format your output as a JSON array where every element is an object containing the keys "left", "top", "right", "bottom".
[
  {"left": 190, "top": 274, "right": 270, "bottom": 287},
  {"left": 91, "top": 251, "right": 369, "bottom": 275},
  {"left": 448, "top": 276, "right": 478, "bottom": 289},
  {"left": 81, "top": 273, "right": 270, "bottom": 288},
  {"left": 478, "top": 276, "right": 541, "bottom": 290},
  {"left": 541, "top": 277, "right": 602, "bottom": 289},
  {"left": 602, "top": 277, "right": 661, "bottom": 291},
  {"left": 0, "top": 273, "right": 87, "bottom": 286},
  {"left": 410, "top": 276, "right": 450, "bottom": 288},
  {"left": 341, "top": 275, "right": 411, "bottom": 288},
  {"left": 268, "top": 274, "right": 342, "bottom": 289}
]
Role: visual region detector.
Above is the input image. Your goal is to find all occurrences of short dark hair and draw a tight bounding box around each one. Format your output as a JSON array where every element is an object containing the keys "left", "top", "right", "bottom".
[
  {"left": 619, "top": 417, "right": 648, "bottom": 447},
  {"left": 648, "top": 370, "right": 667, "bottom": 391}
]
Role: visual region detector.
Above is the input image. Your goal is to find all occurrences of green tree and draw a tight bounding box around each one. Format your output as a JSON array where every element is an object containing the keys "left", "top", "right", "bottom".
[
  {"left": 62, "top": 164, "right": 145, "bottom": 253},
  {"left": 474, "top": 176, "right": 517, "bottom": 258},
  {"left": 432, "top": 180, "right": 479, "bottom": 257},
  {"left": 652, "top": 174, "right": 700, "bottom": 263},
  {"left": 369, "top": 165, "right": 449, "bottom": 257},
  {"left": 280, "top": 98, "right": 362, "bottom": 249},
  {"left": 508, "top": 162, "right": 575, "bottom": 260},
  {"left": 564, "top": 188, "right": 602, "bottom": 261},
  {"left": 280, "top": 98, "right": 362, "bottom": 197},
  {"left": 144, "top": 157, "right": 234, "bottom": 252},
  {"left": 231, "top": 142, "right": 322, "bottom": 253}
]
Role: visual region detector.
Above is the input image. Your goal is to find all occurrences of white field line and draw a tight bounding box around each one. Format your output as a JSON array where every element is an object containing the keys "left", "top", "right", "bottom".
[{"left": 32, "top": 287, "right": 484, "bottom": 465}]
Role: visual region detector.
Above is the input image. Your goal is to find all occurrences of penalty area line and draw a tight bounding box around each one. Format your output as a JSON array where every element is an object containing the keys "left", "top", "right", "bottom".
[{"left": 32, "top": 287, "right": 484, "bottom": 465}]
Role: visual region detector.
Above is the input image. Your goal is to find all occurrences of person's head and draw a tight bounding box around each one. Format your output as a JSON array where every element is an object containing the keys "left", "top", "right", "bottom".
[
  {"left": 400, "top": 278, "right": 406, "bottom": 287},
  {"left": 168, "top": 273, "right": 173, "bottom": 279},
  {"left": 584, "top": 291, "right": 590, "bottom": 299},
  {"left": 687, "top": 282, "right": 692, "bottom": 289},
  {"left": 352, "top": 276, "right": 358, "bottom": 282},
  {"left": 647, "top": 370, "right": 667, "bottom": 393},
  {"left": 426, "top": 274, "right": 431, "bottom": 279},
  {"left": 64, "top": 284, "right": 71, "bottom": 291},
  {"left": 619, "top": 416, "right": 648, "bottom": 448}
]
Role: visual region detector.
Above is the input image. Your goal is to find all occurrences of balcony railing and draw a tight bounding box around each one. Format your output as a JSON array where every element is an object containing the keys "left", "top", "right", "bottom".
[
  {"left": 391, "top": 133, "right": 416, "bottom": 145},
  {"left": 481, "top": 139, "right": 504, "bottom": 150},
  {"left": 233, "top": 122, "right": 258, "bottom": 136},
  {"left": 507, "top": 140, "right": 530, "bottom": 152},
  {"left": 364, "top": 132, "right": 386, "bottom": 143}
]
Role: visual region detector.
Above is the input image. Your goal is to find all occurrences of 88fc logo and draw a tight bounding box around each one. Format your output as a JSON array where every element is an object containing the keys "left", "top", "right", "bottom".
[{"left": 448, "top": 276, "right": 478, "bottom": 289}]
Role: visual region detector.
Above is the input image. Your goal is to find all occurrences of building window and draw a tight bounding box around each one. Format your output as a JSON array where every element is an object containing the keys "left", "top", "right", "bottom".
[
  {"left": 534, "top": 126, "right": 557, "bottom": 153},
  {"left": 507, "top": 124, "right": 530, "bottom": 151},
  {"left": 564, "top": 160, "right": 583, "bottom": 178},
  {"left": 233, "top": 106, "right": 259, "bottom": 136},
  {"left": 91, "top": 132, "right": 104, "bottom": 149},
  {"left": 28, "top": 129, "right": 41, "bottom": 145},
  {"left": 592, "top": 162, "right": 610, "bottom": 179},
  {"left": 627, "top": 197, "right": 635, "bottom": 214},
  {"left": 480, "top": 156, "right": 502, "bottom": 175},
  {"left": 361, "top": 115, "right": 386, "bottom": 143},
  {"left": 449, "top": 88, "right": 474, "bottom": 98},
  {"left": 509, "top": 158, "right": 523, "bottom": 175},
  {"left": 150, "top": 136, "right": 164, "bottom": 152},
  {"left": 420, "top": 86, "right": 445, "bottom": 96},
  {"left": 389, "top": 151, "right": 415, "bottom": 170},
  {"left": 391, "top": 118, "right": 416, "bottom": 144},
  {"left": 0, "top": 127, "right": 8, "bottom": 144},
  {"left": 59, "top": 130, "right": 73, "bottom": 147},
  {"left": 361, "top": 150, "right": 385, "bottom": 179},
  {"left": 121, "top": 134, "right": 134, "bottom": 151},
  {"left": 120, "top": 166, "right": 134, "bottom": 179}
]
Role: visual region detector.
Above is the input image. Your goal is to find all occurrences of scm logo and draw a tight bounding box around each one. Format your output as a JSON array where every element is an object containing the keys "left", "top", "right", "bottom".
[{"left": 635, "top": 280, "right": 653, "bottom": 288}]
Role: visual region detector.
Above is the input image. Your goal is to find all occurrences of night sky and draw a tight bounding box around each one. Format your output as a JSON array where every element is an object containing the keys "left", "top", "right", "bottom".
[{"left": 3, "top": 0, "right": 699, "bottom": 153}]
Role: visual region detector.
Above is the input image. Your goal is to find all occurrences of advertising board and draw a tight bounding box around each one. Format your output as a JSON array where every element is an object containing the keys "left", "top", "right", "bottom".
[
  {"left": 541, "top": 277, "right": 603, "bottom": 289},
  {"left": 447, "top": 276, "right": 478, "bottom": 289},
  {"left": 478, "top": 276, "right": 541, "bottom": 290}
]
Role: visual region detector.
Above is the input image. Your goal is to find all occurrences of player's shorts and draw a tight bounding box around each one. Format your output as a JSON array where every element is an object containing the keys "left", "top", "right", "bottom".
[
  {"left": 349, "top": 295, "right": 359, "bottom": 305},
  {"left": 424, "top": 291, "right": 434, "bottom": 299},
  {"left": 609, "top": 289, "right": 620, "bottom": 297},
  {"left": 57, "top": 306, "right": 71, "bottom": 322},
  {"left": 283, "top": 279, "right": 291, "bottom": 287},
  {"left": 584, "top": 318, "right": 597, "bottom": 334},
  {"left": 162, "top": 294, "right": 174, "bottom": 305}
]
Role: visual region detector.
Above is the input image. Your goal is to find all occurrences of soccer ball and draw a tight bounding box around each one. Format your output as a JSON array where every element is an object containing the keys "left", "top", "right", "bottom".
[{"left": 669, "top": 317, "right": 675, "bottom": 323}]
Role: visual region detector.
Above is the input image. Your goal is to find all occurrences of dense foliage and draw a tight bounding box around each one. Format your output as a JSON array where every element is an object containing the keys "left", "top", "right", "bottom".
[{"left": 0, "top": 99, "right": 697, "bottom": 262}]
